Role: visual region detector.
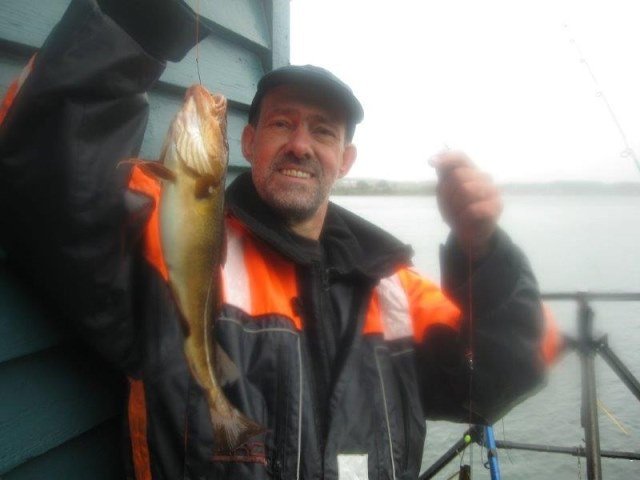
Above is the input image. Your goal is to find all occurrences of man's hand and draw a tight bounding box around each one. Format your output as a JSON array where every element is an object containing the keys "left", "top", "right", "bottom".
[{"left": 430, "top": 150, "right": 502, "bottom": 260}]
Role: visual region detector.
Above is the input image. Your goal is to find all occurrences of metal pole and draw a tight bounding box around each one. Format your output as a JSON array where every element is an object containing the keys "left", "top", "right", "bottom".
[
  {"left": 420, "top": 291, "right": 640, "bottom": 478},
  {"left": 541, "top": 291, "right": 640, "bottom": 301},
  {"left": 578, "top": 297, "right": 602, "bottom": 480},
  {"left": 484, "top": 426, "right": 501, "bottom": 480},
  {"left": 597, "top": 337, "right": 640, "bottom": 402},
  {"left": 419, "top": 427, "right": 478, "bottom": 479},
  {"left": 495, "top": 440, "right": 640, "bottom": 460}
]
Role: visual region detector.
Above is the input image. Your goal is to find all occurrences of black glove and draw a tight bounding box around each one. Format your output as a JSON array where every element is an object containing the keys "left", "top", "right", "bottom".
[{"left": 97, "top": 0, "right": 212, "bottom": 62}]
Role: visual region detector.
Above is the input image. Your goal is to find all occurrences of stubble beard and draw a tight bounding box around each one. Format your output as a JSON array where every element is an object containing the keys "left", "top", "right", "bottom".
[{"left": 254, "top": 156, "right": 331, "bottom": 223}]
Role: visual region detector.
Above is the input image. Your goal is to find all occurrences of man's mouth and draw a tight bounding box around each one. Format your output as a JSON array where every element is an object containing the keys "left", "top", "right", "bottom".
[{"left": 280, "top": 168, "right": 312, "bottom": 179}]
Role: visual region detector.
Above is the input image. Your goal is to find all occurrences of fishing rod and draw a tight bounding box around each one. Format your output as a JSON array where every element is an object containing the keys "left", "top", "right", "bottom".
[
  {"left": 564, "top": 24, "right": 640, "bottom": 175},
  {"left": 419, "top": 425, "right": 502, "bottom": 479}
]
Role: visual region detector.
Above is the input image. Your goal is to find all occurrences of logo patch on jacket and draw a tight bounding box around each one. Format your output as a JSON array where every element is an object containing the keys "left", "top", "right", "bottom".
[{"left": 337, "top": 454, "right": 369, "bottom": 480}]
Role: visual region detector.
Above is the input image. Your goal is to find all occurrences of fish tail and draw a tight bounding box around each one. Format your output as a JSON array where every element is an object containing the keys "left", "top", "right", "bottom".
[{"left": 212, "top": 409, "right": 267, "bottom": 453}]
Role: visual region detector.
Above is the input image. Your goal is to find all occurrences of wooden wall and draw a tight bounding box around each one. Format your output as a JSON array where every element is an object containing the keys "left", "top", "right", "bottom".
[{"left": 0, "top": 0, "right": 289, "bottom": 477}]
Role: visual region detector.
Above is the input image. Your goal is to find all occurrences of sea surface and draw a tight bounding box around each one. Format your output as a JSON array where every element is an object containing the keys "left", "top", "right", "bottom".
[{"left": 331, "top": 193, "right": 640, "bottom": 480}]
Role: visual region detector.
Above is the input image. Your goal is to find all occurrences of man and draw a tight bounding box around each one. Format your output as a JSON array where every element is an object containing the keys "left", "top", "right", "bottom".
[{"left": 0, "top": 1, "right": 556, "bottom": 479}]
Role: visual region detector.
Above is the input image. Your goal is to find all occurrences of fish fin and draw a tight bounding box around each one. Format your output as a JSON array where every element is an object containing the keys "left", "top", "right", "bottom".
[
  {"left": 220, "top": 220, "right": 227, "bottom": 266},
  {"left": 209, "top": 347, "right": 266, "bottom": 452},
  {"left": 212, "top": 410, "right": 267, "bottom": 453},
  {"left": 177, "top": 312, "right": 191, "bottom": 336},
  {"left": 117, "top": 157, "right": 149, "bottom": 168},
  {"left": 122, "top": 158, "right": 177, "bottom": 182},
  {"left": 138, "top": 161, "right": 177, "bottom": 182},
  {"left": 119, "top": 158, "right": 177, "bottom": 182},
  {"left": 214, "top": 344, "right": 240, "bottom": 386},
  {"left": 117, "top": 157, "right": 159, "bottom": 172},
  {"left": 194, "top": 175, "right": 220, "bottom": 199}
]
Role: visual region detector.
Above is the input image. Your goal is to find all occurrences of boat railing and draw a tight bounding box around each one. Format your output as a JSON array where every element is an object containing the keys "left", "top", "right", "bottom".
[{"left": 420, "top": 291, "right": 640, "bottom": 480}]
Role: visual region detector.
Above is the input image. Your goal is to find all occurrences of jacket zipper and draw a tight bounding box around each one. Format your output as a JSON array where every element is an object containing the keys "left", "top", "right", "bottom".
[{"left": 298, "top": 260, "right": 335, "bottom": 477}]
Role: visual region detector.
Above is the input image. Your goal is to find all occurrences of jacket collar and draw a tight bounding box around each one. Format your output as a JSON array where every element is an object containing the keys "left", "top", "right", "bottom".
[{"left": 225, "top": 172, "right": 413, "bottom": 279}]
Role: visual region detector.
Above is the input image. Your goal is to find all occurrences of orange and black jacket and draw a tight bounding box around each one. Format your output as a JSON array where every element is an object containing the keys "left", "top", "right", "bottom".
[{"left": 0, "top": 1, "right": 559, "bottom": 479}]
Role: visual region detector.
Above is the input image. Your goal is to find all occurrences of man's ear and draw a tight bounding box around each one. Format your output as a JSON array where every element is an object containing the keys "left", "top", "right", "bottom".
[
  {"left": 241, "top": 124, "right": 256, "bottom": 164},
  {"left": 338, "top": 144, "right": 357, "bottom": 178}
]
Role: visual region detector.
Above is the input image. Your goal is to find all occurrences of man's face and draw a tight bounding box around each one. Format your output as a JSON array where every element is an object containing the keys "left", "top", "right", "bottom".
[{"left": 241, "top": 85, "right": 357, "bottom": 227}]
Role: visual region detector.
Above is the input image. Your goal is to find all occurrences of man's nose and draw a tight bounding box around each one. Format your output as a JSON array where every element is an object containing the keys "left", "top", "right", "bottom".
[{"left": 285, "top": 125, "right": 313, "bottom": 159}]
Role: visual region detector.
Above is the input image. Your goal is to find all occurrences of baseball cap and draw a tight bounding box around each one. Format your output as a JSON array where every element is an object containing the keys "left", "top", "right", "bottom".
[{"left": 248, "top": 64, "right": 364, "bottom": 140}]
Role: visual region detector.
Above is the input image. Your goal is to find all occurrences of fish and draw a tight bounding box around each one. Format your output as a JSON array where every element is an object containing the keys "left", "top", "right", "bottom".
[{"left": 139, "top": 85, "right": 264, "bottom": 453}]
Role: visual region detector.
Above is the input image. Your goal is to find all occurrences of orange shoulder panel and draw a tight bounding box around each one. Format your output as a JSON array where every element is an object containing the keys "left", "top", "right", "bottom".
[
  {"left": 395, "top": 267, "right": 461, "bottom": 342},
  {"left": 127, "top": 165, "right": 168, "bottom": 281},
  {"left": 541, "top": 303, "right": 563, "bottom": 366},
  {"left": 0, "top": 55, "right": 36, "bottom": 127},
  {"left": 226, "top": 217, "right": 302, "bottom": 329},
  {"left": 362, "top": 289, "right": 383, "bottom": 336},
  {"left": 128, "top": 378, "right": 152, "bottom": 480}
]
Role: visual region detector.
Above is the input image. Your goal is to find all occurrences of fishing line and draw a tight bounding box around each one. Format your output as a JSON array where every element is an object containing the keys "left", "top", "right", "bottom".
[
  {"left": 564, "top": 24, "right": 640, "bottom": 175},
  {"left": 458, "top": 433, "right": 472, "bottom": 479},
  {"left": 466, "top": 255, "right": 474, "bottom": 408},
  {"left": 597, "top": 398, "right": 630, "bottom": 435},
  {"left": 469, "top": 436, "right": 474, "bottom": 479},
  {"left": 500, "top": 419, "right": 514, "bottom": 465},
  {"left": 437, "top": 144, "right": 475, "bottom": 430},
  {"left": 195, "top": 0, "right": 203, "bottom": 85},
  {"left": 440, "top": 142, "right": 477, "bottom": 478},
  {"left": 465, "top": 252, "right": 475, "bottom": 479}
]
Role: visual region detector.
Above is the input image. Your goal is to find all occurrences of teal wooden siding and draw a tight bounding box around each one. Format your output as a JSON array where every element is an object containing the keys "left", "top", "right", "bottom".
[
  {"left": 0, "top": 265, "right": 126, "bottom": 478},
  {"left": 0, "top": 1, "right": 289, "bottom": 477},
  {"left": 0, "top": 0, "right": 290, "bottom": 172}
]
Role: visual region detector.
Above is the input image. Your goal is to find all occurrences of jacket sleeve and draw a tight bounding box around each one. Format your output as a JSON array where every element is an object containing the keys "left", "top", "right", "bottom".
[
  {"left": 0, "top": 0, "right": 166, "bottom": 373},
  {"left": 412, "top": 229, "right": 550, "bottom": 424}
]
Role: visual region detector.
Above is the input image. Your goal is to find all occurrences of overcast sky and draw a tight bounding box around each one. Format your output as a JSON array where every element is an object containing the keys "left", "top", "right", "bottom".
[{"left": 289, "top": 0, "right": 640, "bottom": 183}]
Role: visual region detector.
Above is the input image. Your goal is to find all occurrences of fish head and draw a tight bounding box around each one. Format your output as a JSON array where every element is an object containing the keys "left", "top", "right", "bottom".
[{"left": 169, "top": 85, "right": 229, "bottom": 192}]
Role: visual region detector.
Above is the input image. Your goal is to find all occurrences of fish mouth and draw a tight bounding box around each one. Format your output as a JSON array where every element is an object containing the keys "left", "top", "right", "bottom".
[
  {"left": 209, "top": 93, "right": 227, "bottom": 116},
  {"left": 182, "top": 85, "right": 227, "bottom": 119},
  {"left": 209, "top": 93, "right": 228, "bottom": 144},
  {"left": 172, "top": 86, "right": 229, "bottom": 178}
]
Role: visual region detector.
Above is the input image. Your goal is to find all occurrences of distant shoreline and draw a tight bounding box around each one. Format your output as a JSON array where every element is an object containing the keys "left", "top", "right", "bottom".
[{"left": 332, "top": 179, "right": 640, "bottom": 196}]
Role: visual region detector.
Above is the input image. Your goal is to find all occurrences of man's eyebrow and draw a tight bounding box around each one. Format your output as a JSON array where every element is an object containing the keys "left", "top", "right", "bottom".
[{"left": 265, "top": 107, "right": 338, "bottom": 125}]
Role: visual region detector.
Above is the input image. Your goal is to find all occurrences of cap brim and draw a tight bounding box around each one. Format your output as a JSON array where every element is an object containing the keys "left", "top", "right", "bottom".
[{"left": 248, "top": 65, "right": 364, "bottom": 137}]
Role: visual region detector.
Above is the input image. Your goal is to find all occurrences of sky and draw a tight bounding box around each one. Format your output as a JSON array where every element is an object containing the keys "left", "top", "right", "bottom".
[{"left": 289, "top": 0, "right": 640, "bottom": 183}]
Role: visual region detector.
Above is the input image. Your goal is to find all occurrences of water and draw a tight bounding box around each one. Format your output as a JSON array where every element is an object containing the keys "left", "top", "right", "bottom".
[{"left": 332, "top": 193, "right": 640, "bottom": 479}]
